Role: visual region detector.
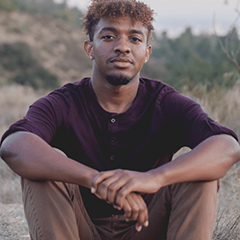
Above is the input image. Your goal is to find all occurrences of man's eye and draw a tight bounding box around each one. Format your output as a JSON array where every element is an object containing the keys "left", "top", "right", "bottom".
[
  {"left": 102, "top": 35, "right": 114, "bottom": 40},
  {"left": 131, "top": 37, "right": 141, "bottom": 42}
]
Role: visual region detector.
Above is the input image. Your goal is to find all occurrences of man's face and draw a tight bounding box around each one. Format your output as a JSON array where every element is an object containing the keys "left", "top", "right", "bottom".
[{"left": 85, "top": 16, "right": 152, "bottom": 86}]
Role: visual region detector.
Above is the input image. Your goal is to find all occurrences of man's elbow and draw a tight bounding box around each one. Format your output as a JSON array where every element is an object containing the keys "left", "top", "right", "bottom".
[
  {"left": 0, "top": 142, "right": 15, "bottom": 164},
  {"left": 230, "top": 141, "right": 240, "bottom": 164},
  {"left": 223, "top": 135, "right": 240, "bottom": 166},
  {"left": 0, "top": 135, "right": 24, "bottom": 173}
]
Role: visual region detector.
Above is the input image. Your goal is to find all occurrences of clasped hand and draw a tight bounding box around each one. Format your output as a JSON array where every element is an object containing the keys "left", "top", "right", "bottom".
[{"left": 91, "top": 169, "right": 159, "bottom": 231}]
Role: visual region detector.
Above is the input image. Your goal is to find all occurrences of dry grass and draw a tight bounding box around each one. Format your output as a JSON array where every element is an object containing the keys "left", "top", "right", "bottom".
[
  {"left": 213, "top": 164, "right": 240, "bottom": 239},
  {"left": 0, "top": 84, "right": 45, "bottom": 138},
  {"left": 0, "top": 84, "right": 240, "bottom": 239},
  {"left": 0, "top": 201, "right": 29, "bottom": 240}
]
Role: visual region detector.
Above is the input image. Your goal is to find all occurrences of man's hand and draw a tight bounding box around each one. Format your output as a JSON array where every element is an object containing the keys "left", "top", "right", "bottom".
[
  {"left": 92, "top": 187, "right": 149, "bottom": 232},
  {"left": 122, "top": 192, "right": 149, "bottom": 232},
  {"left": 91, "top": 169, "right": 159, "bottom": 208},
  {"left": 90, "top": 169, "right": 157, "bottom": 231}
]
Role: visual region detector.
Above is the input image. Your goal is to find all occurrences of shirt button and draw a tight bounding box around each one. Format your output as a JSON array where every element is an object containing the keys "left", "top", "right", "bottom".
[
  {"left": 110, "top": 155, "right": 115, "bottom": 161},
  {"left": 110, "top": 137, "right": 116, "bottom": 143},
  {"left": 110, "top": 118, "right": 116, "bottom": 123}
]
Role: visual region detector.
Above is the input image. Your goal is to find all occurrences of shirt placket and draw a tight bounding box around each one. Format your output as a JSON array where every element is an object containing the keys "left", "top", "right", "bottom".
[{"left": 108, "top": 115, "right": 119, "bottom": 167}]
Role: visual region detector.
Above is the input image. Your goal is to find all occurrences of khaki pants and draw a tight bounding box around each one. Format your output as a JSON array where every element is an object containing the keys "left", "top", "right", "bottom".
[{"left": 21, "top": 178, "right": 218, "bottom": 240}]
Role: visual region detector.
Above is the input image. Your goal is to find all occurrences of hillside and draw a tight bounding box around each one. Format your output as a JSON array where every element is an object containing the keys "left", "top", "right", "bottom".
[
  {"left": 0, "top": 10, "right": 92, "bottom": 86},
  {"left": 0, "top": 8, "right": 239, "bottom": 92}
]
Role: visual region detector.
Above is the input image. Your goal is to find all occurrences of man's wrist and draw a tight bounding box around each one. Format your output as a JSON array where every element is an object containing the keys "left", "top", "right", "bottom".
[
  {"left": 82, "top": 168, "right": 99, "bottom": 189},
  {"left": 149, "top": 167, "right": 166, "bottom": 191}
]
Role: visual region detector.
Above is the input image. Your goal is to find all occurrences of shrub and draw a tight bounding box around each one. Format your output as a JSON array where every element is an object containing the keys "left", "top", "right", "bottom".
[
  {"left": 0, "top": 42, "right": 59, "bottom": 90},
  {"left": 0, "top": 42, "right": 36, "bottom": 71},
  {"left": 0, "top": 0, "right": 16, "bottom": 12}
]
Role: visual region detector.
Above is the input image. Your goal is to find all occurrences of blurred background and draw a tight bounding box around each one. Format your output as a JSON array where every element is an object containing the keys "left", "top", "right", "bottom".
[{"left": 0, "top": 0, "right": 240, "bottom": 239}]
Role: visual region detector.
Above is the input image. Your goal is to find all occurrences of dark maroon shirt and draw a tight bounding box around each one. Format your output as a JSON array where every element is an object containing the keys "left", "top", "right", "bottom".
[{"left": 1, "top": 77, "right": 238, "bottom": 218}]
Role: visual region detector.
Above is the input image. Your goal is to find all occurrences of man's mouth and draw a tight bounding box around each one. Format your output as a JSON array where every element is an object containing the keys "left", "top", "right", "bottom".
[
  {"left": 109, "top": 57, "right": 133, "bottom": 68},
  {"left": 110, "top": 57, "right": 133, "bottom": 63}
]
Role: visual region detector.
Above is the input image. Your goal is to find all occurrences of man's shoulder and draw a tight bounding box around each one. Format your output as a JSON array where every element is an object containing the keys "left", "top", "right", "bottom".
[
  {"left": 139, "top": 77, "right": 198, "bottom": 110},
  {"left": 139, "top": 77, "right": 176, "bottom": 96},
  {"left": 33, "top": 78, "right": 91, "bottom": 109},
  {"left": 56, "top": 78, "right": 91, "bottom": 94},
  {"left": 47, "top": 78, "right": 91, "bottom": 100}
]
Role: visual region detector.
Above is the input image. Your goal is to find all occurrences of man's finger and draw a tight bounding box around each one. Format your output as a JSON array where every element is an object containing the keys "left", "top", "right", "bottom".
[
  {"left": 95, "top": 174, "right": 121, "bottom": 201},
  {"left": 115, "top": 179, "right": 137, "bottom": 208},
  {"left": 122, "top": 199, "right": 132, "bottom": 219},
  {"left": 91, "top": 170, "right": 117, "bottom": 193},
  {"left": 123, "top": 193, "right": 149, "bottom": 232},
  {"left": 132, "top": 194, "right": 148, "bottom": 232}
]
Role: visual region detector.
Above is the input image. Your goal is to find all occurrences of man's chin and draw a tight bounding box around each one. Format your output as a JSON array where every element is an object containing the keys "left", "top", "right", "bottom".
[{"left": 106, "top": 74, "right": 133, "bottom": 86}]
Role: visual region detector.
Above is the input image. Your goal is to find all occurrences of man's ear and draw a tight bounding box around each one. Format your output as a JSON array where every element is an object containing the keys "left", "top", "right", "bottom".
[
  {"left": 146, "top": 45, "right": 152, "bottom": 60},
  {"left": 84, "top": 40, "right": 94, "bottom": 60},
  {"left": 144, "top": 45, "right": 152, "bottom": 63}
]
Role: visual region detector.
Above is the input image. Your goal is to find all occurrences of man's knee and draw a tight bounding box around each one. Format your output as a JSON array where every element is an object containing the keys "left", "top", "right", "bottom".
[{"left": 171, "top": 180, "right": 218, "bottom": 197}]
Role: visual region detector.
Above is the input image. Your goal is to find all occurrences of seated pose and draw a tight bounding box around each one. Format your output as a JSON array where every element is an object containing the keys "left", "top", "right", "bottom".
[{"left": 1, "top": 0, "right": 240, "bottom": 239}]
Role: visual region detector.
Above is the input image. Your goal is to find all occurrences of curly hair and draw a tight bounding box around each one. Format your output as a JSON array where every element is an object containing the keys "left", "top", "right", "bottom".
[{"left": 83, "top": 0, "right": 155, "bottom": 41}]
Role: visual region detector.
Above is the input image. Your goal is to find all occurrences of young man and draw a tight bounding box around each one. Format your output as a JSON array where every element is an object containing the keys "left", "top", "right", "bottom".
[{"left": 0, "top": 0, "right": 240, "bottom": 239}]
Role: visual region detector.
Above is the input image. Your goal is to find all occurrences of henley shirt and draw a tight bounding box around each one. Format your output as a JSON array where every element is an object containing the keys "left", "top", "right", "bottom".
[{"left": 1, "top": 77, "right": 238, "bottom": 218}]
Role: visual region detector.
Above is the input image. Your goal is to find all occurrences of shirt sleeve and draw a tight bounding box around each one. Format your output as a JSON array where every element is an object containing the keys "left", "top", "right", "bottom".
[
  {"left": 161, "top": 90, "right": 238, "bottom": 149},
  {"left": 0, "top": 90, "right": 70, "bottom": 146}
]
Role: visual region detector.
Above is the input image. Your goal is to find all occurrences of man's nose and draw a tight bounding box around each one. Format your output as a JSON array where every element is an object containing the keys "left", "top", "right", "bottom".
[{"left": 114, "top": 37, "right": 131, "bottom": 54}]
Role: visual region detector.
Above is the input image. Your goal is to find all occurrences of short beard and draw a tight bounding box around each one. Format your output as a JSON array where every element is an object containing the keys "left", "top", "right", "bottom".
[{"left": 106, "top": 74, "right": 133, "bottom": 86}]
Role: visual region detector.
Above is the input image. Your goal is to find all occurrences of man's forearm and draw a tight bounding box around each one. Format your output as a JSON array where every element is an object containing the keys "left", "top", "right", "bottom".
[
  {"left": 152, "top": 134, "right": 240, "bottom": 188},
  {"left": 91, "top": 134, "right": 240, "bottom": 210},
  {"left": 0, "top": 131, "right": 98, "bottom": 189}
]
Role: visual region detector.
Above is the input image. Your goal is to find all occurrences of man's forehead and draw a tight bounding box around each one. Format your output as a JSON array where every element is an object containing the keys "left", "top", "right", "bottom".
[{"left": 95, "top": 16, "right": 148, "bottom": 35}]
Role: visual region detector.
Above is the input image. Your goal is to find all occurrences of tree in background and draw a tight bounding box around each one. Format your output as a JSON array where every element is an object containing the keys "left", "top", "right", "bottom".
[
  {"left": 215, "top": 0, "right": 240, "bottom": 73},
  {"left": 141, "top": 28, "right": 238, "bottom": 92},
  {"left": 0, "top": 0, "right": 239, "bottom": 92}
]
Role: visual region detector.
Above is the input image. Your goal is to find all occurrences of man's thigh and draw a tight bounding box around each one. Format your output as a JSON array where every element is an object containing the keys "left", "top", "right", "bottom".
[
  {"left": 21, "top": 178, "right": 101, "bottom": 240},
  {"left": 128, "top": 181, "right": 217, "bottom": 240}
]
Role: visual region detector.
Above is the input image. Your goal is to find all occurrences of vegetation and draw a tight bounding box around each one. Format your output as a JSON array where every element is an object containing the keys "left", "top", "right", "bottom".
[
  {"left": 0, "top": 0, "right": 84, "bottom": 27},
  {"left": 0, "top": 0, "right": 239, "bottom": 93},
  {"left": 0, "top": 42, "right": 59, "bottom": 90},
  {"left": 142, "top": 27, "right": 240, "bottom": 92}
]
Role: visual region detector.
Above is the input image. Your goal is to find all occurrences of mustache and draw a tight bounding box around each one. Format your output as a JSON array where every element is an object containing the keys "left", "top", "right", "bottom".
[{"left": 107, "top": 55, "right": 134, "bottom": 64}]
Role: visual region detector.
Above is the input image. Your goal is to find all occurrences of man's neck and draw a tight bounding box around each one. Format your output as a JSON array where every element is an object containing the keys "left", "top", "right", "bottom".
[{"left": 91, "top": 76, "right": 139, "bottom": 114}]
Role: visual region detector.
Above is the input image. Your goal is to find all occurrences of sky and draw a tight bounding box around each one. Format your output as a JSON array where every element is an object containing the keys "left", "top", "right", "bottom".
[{"left": 56, "top": 0, "right": 240, "bottom": 37}]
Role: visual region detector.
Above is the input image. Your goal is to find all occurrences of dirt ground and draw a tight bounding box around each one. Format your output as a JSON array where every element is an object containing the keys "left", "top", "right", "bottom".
[{"left": 0, "top": 203, "right": 30, "bottom": 240}]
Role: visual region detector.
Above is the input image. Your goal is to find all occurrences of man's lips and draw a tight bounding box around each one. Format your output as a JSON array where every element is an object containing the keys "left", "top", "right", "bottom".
[
  {"left": 109, "top": 57, "right": 133, "bottom": 64},
  {"left": 108, "top": 57, "right": 133, "bottom": 68}
]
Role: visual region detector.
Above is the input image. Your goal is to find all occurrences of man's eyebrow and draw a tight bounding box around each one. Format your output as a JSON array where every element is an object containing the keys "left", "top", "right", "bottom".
[
  {"left": 129, "top": 29, "right": 145, "bottom": 36},
  {"left": 98, "top": 27, "right": 145, "bottom": 36},
  {"left": 99, "top": 27, "right": 117, "bottom": 34}
]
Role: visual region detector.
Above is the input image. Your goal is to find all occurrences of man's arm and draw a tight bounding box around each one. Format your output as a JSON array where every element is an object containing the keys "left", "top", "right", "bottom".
[
  {"left": 0, "top": 131, "right": 99, "bottom": 187},
  {"left": 92, "top": 134, "right": 240, "bottom": 208},
  {"left": 0, "top": 131, "right": 149, "bottom": 231}
]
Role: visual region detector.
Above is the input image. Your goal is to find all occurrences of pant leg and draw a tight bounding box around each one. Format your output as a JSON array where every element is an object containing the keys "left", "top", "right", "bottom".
[
  {"left": 128, "top": 181, "right": 218, "bottom": 240},
  {"left": 166, "top": 181, "right": 218, "bottom": 240},
  {"left": 21, "top": 178, "right": 101, "bottom": 240},
  {"left": 127, "top": 184, "right": 172, "bottom": 240}
]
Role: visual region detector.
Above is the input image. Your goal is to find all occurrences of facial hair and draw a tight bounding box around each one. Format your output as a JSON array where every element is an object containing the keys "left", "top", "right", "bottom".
[{"left": 106, "top": 74, "right": 133, "bottom": 86}]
